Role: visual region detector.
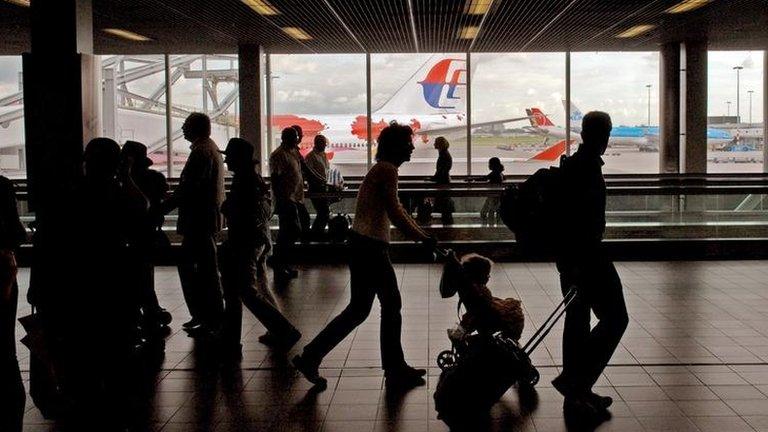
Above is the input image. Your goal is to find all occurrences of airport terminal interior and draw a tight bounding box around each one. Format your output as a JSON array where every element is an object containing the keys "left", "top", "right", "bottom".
[{"left": 2, "top": 0, "right": 768, "bottom": 431}]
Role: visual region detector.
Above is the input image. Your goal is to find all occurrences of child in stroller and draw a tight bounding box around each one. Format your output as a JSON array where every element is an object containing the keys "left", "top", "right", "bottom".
[{"left": 441, "top": 252, "right": 524, "bottom": 355}]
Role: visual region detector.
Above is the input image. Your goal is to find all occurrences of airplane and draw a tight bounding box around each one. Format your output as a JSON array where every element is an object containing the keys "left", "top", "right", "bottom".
[
  {"left": 524, "top": 101, "right": 734, "bottom": 150},
  {"left": 271, "top": 55, "right": 532, "bottom": 159}
]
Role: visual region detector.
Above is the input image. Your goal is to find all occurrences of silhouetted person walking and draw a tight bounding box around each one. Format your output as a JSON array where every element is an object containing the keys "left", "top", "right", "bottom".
[
  {"left": 219, "top": 138, "right": 301, "bottom": 357},
  {"left": 551, "top": 112, "right": 628, "bottom": 419},
  {"left": 431, "top": 136, "right": 454, "bottom": 225},
  {"left": 480, "top": 157, "right": 505, "bottom": 225},
  {"left": 0, "top": 176, "right": 26, "bottom": 432},
  {"left": 305, "top": 134, "right": 331, "bottom": 235},
  {"left": 121, "top": 141, "right": 172, "bottom": 333},
  {"left": 163, "top": 113, "right": 225, "bottom": 335},
  {"left": 294, "top": 123, "right": 436, "bottom": 390},
  {"left": 61, "top": 138, "right": 148, "bottom": 428}
]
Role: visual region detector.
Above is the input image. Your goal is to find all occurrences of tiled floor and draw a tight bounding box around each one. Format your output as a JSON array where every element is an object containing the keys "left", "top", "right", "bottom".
[{"left": 14, "top": 260, "right": 768, "bottom": 431}]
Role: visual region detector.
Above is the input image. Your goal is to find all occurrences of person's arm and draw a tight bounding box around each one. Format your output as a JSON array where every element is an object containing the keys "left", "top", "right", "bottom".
[
  {"left": 301, "top": 155, "right": 326, "bottom": 186},
  {"left": 381, "top": 166, "right": 431, "bottom": 242}
]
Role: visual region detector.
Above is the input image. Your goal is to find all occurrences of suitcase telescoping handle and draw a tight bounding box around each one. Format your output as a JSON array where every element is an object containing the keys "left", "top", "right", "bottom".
[{"left": 522, "top": 286, "right": 577, "bottom": 356}]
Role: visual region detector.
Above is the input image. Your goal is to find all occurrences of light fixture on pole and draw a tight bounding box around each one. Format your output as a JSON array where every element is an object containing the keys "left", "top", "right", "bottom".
[
  {"left": 733, "top": 65, "right": 744, "bottom": 122},
  {"left": 747, "top": 90, "right": 754, "bottom": 125},
  {"left": 645, "top": 84, "right": 652, "bottom": 126},
  {"left": 726, "top": 101, "right": 731, "bottom": 116}
]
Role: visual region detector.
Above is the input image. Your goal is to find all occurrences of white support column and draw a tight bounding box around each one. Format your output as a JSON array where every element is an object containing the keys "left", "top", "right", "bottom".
[
  {"left": 466, "top": 52, "right": 472, "bottom": 176},
  {"left": 682, "top": 40, "right": 708, "bottom": 174},
  {"left": 265, "top": 53, "right": 274, "bottom": 159},
  {"left": 764, "top": 51, "right": 768, "bottom": 173},
  {"left": 238, "top": 44, "right": 266, "bottom": 173},
  {"left": 565, "top": 51, "right": 571, "bottom": 155},
  {"left": 165, "top": 54, "right": 173, "bottom": 177},
  {"left": 366, "top": 52, "right": 372, "bottom": 170},
  {"left": 660, "top": 43, "right": 681, "bottom": 173}
]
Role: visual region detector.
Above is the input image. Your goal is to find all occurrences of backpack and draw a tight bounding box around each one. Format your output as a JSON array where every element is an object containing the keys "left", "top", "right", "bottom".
[
  {"left": 328, "top": 213, "right": 352, "bottom": 243},
  {"left": 499, "top": 165, "right": 564, "bottom": 256}
]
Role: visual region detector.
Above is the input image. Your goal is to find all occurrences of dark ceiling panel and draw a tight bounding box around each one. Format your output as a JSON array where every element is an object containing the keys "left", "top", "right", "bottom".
[{"left": 0, "top": 0, "right": 765, "bottom": 55}]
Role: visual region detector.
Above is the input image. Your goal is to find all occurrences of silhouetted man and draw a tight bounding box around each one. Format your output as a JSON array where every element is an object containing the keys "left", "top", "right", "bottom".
[
  {"left": 552, "top": 112, "right": 629, "bottom": 419},
  {"left": 304, "top": 134, "right": 331, "bottom": 235},
  {"left": 164, "top": 113, "right": 225, "bottom": 335},
  {"left": 121, "top": 141, "right": 172, "bottom": 333},
  {"left": 219, "top": 138, "right": 301, "bottom": 357}
]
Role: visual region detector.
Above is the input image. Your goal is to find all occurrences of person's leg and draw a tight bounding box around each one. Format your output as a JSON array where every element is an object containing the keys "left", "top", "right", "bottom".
[
  {"left": 297, "top": 202, "right": 311, "bottom": 236},
  {"left": 374, "top": 250, "right": 407, "bottom": 372},
  {"left": 579, "top": 260, "right": 628, "bottom": 391},
  {"left": 274, "top": 201, "right": 300, "bottom": 272},
  {"left": 178, "top": 236, "right": 201, "bottom": 323},
  {"left": 0, "top": 283, "right": 24, "bottom": 432},
  {"left": 219, "top": 241, "right": 244, "bottom": 347},
  {"left": 300, "top": 252, "right": 376, "bottom": 366},
  {"left": 311, "top": 198, "right": 330, "bottom": 234},
  {"left": 197, "top": 235, "right": 224, "bottom": 326},
  {"left": 553, "top": 263, "right": 592, "bottom": 394}
]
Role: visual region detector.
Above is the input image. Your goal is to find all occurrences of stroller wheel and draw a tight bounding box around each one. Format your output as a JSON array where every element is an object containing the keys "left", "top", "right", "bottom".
[
  {"left": 437, "top": 350, "right": 458, "bottom": 370},
  {"left": 523, "top": 368, "right": 540, "bottom": 387}
]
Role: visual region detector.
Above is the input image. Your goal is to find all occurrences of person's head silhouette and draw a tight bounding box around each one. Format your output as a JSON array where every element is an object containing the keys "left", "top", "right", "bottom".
[
  {"left": 489, "top": 157, "right": 504, "bottom": 172},
  {"left": 182, "top": 112, "right": 212, "bottom": 143},
  {"left": 84, "top": 138, "right": 121, "bottom": 181},
  {"left": 314, "top": 135, "right": 328, "bottom": 152},
  {"left": 281, "top": 127, "right": 299, "bottom": 148},
  {"left": 222, "top": 138, "right": 256, "bottom": 174},
  {"left": 121, "top": 141, "right": 153, "bottom": 173},
  {"left": 291, "top": 124, "right": 304, "bottom": 143},
  {"left": 434, "top": 136, "right": 449, "bottom": 151},
  {"left": 375, "top": 122, "right": 415, "bottom": 167},
  {"left": 579, "top": 111, "right": 612, "bottom": 156}
]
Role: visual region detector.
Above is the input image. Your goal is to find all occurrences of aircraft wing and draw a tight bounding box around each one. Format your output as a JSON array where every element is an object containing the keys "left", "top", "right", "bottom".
[{"left": 415, "top": 115, "right": 532, "bottom": 135}]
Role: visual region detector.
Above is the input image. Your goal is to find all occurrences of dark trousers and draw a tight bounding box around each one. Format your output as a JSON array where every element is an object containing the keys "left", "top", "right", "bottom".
[
  {"left": 311, "top": 198, "right": 330, "bottom": 234},
  {"left": 1, "top": 283, "right": 24, "bottom": 432},
  {"left": 178, "top": 234, "right": 223, "bottom": 325},
  {"left": 302, "top": 233, "right": 407, "bottom": 372},
  {"left": 220, "top": 240, "right": 299, "bottom": 345},
  {"left": 556, "top": 257, "right": 628, "bottom": 393},
  {"left": 274, "top": 201, "right": 309, "bottom": 269}
]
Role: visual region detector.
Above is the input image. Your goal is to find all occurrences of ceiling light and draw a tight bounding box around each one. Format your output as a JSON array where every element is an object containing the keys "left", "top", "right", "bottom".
[
  {"left": 4, "top": 0, "right": 30, "bottom": 7},
  {"left": 241, "top": 0, "right": 279, "bottom": 15},
  {"left": 102, "top": 28, "right": 153, "bottom": 42},
  {"left": 458, "top": 26, "right": 480, "bottom": 39},
  {"left": 465, "top": 0, "right": 494, "bottom": 15},
  {"left": 282, "top": 27, "right": 312, "bottom": 41},
  {"left": 665, "top": 0, "right": 712, "bottom": 14},
  {"left": 616, "top": 24, "right": 656, "bottom": 38}
]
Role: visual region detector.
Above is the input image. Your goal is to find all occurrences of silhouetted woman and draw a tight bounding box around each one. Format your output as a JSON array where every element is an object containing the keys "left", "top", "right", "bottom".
[
  {"left": 431, "top": 136, "right": 455, "bottom": 225},
  {"left": 294, "top": 123, "right": 436, "bottom": 390}
]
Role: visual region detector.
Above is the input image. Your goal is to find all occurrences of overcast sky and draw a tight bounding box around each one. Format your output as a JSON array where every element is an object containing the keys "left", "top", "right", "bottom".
[{"left": 0, "top": 50, "right": 764, "bottom": 127}]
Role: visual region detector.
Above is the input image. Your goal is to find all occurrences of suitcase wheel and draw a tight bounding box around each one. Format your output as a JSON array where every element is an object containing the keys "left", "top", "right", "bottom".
[{"left": 436, "top": 350, "right": 458, "bottom": 371}]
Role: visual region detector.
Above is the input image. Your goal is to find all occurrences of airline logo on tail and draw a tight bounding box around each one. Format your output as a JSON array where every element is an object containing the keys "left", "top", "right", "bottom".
[
  {"left": 418, "top": 59, "right": 466, "bottom": 109},
  {"left": 563, "top": 100, "right": 583, "bottom": 122},
  {"left": 526, "top": 108, "right": 555, "bottom": 127}
]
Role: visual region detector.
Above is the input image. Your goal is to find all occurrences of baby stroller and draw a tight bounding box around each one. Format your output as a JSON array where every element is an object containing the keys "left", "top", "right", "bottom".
[{"left": 432, "top": 248, "right": 577, "bottom": 426}]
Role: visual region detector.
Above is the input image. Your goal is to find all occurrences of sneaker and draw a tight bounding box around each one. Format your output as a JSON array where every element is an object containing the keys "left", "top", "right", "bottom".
[
  {"left": 385, "top": 366, "right": 427, "bottom": 388},
  {"left": 154, "top": 309, "right": 173, "bottom": 326},
  {"left": 293, "top": 354, "right": 327, "bottom": 390}
]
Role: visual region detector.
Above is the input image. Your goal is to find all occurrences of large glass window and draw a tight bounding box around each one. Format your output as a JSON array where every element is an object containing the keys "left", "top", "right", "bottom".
[
  {"left": 571, "top": 52, "right": 660, "bottom": 174},
  {"left": 170, "top": 54, "right": 239, "bottom": 173},
  {"left": 102, "top": 55, "right": 169, "bottom": 174},
  {"left": 371, "top": 53, "right": 468, "bottom": 177},
  {"left": 0, "top": 56, "right": 25, "bottom": 179},
  {"left": 707, "top": 50, "right": 764, "bottom": 173},
  {"left": 269, "top": 54, "right": 366, "bottom": 177},
  {"left": 471, "top": 53, "right": 565, "bottom": 176}
]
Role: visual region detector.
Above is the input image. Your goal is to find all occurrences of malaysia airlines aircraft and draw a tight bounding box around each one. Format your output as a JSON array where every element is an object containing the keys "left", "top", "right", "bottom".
[
  {"left": 273, "top": 54, "right": 531, "bottom": 160},
  {"left": 525, "top": 101, "right": 733, "bottom": 150}
]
